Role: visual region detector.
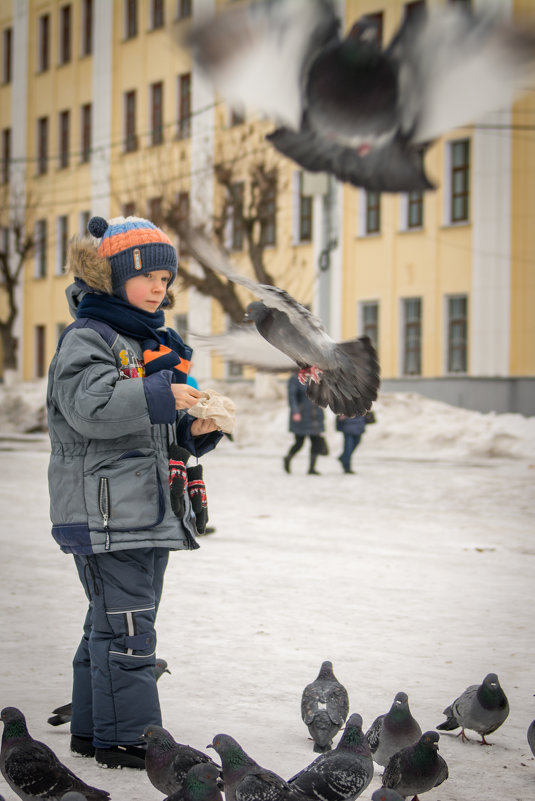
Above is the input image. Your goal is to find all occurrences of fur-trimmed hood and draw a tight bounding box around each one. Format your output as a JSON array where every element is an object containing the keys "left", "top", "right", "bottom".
[{"left": 66, "top": 237, "right": 175, "bottom": 308}]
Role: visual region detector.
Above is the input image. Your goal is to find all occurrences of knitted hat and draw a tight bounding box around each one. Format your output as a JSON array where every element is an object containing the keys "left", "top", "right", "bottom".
[{"left": 87, "top": 215, "right": 177, "bottom": 294}]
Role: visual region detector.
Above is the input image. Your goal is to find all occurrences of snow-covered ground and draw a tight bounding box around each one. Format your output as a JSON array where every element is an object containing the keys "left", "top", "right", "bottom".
[{"left": 0, "top": 379, "right": 534, "bottom": 801}]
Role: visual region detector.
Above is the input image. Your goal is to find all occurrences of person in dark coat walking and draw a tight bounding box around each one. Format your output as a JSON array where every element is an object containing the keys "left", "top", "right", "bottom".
[
  {"left": 284, "top": 373, "right": 326, "bottom": 475},
  {"left": 336, "top": 411, "right": 374, "bottom": 473}
]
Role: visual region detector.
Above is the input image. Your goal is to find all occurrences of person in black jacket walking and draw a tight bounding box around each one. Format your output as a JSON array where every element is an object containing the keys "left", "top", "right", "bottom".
[{"left": 284, "top": 373, "right": 326, "bottom": 475}]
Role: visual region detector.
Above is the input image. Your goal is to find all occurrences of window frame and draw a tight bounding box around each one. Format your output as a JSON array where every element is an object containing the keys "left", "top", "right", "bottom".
[
  {"left": 150, "top": 81, "right": 164, "bottom": 146},
  {"left": 2, "top": 27, "right": 12, "bottom": 83},
  {"left": 58, "top": 110, "right": 70, "bottom": 169},
  {"left": 34, "top": 219, "right": 48, "bottom": 278},
  {"left": 56, "top": 214, "right": 69, "bottom": 275},
  {"left": 125, "top": 0, "right": 138, "bottom": 40},
  {"left": 177, "top": 73, "right": 191, "bottom": 139},
  {"left": 37, "top": 116, "right": 49, "bottom": 176},
  {"left": 365, "top": 191, "right": 381, "bottom": 235},
  {"left": 59, "top": 4, "right": 72, "bottom": 66},
  {"left": 446, "top": 294, "right": 468, "bottom": 374},
  {"left": 298, "top": 173, "right": 313, "bottom": 243},
  {"left": 38, "top": 15, "right": 50, "bottom": 73},
  {"left": 450, "top": 138, "right": 470, "bottom": 224},
  {"left": 402, "top": 297, "right": 422, "bottom": 376},
  {"left": 1, "top": 128, "right": 10, "bottom": 185},
  {"left": 360, "top": 301, "right": 379, "bottom": 350},
  {"left": 80, "top": 103, "right": 91, "bottom": 163},
  {"left": 81, "top": 0, "right": 93, "bottom": 57},
  {"left": 124, "top": 90, "right": 138, "bottom": 153}
]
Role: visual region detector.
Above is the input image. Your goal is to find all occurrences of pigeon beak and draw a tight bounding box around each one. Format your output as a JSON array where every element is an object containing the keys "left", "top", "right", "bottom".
[{"left": 207, "top": 743, "right": 214, "bottom": 750}]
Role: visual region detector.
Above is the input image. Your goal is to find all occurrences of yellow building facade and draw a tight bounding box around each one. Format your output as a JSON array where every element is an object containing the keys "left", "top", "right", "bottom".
[{"left": 0, "top": 0, "right": 533, "bottom": 413}]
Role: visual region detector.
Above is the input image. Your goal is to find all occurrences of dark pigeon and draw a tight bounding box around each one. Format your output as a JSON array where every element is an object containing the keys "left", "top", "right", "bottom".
[
  {"left": 301, "top": 661, "right": 349, "bottom": 752},
  {"left": 208, "top": 733, "right": 293, "bottom": 801},
  {"left": 144, "top": 724, "right": 218, "bottom": 797},
  {"left": 381, "top": 731, "right": 448, "bottom": 800},
  {"left": 371, "top": 789, "right": 404, "bottom": 801},
  {"left": 0, "top": 707, "right": 110, "bottom": 801},
  {"left": 48, "top": 658, "right": 171, "bottom": 727},
  {"left": 527, "top": 719, "right": 535, "bottom": 757},
  {"left": 365, "top": 692, "right": 422, "bottom": 768},
  {"left": 166, "top": 763, "right": 224, "bottom": 801},
  {"left": 188, "top": 0, "right": 535, "bottom": 192},
  {"left": 187, "top": 235, "right": 379, "bottom": 417},
  {"left": 289, "top": 713, "right": 374, "bottom": 801},
  {"left": 60, "top": 794, "right": 93, "bottom": 801},
  {"left": 437, "top": 672, "right": 509, "bottom": 744}
]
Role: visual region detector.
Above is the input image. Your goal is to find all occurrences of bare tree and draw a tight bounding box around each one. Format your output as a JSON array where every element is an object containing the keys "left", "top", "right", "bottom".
[{"left": 0, "top": 187, "right": 37, "bottom": 373}]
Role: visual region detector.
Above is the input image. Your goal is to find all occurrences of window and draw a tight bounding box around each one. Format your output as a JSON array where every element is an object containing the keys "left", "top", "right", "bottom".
[
  {"left": 230, "top": 109, "right": 245, "bottom": 127},
  {"left": 79, "top": 210, "right": 90, "bottom": 236},
  {"left": 176, "top": 191, "right": 189, "bottom": 256},
  {"left": 2, "top": 27, "right": 12, "bottom": 83},
  {"left": 123, "top": 201, "right": 136, "bottom": 218},
  {"left": 80, "top": 103, "right": 91, "bottom": 163},
  {"left": 56, "top": 215, "right": 69, "bottom": 274},
  {"left": 37, "top": 15, "right": 49, "bottom": 73},
  {"left": 35, "top": 325, "right": 46, "bottom": 378},
  {"left": 450, "top": 139, "right": 470, "bottom": 223},
  {"left": 177, "top": 0, "right": 192, "bottom": 19},
  {"left": 81, "top": 0, "right": 93, "bottom": 56},
  {"left": 151, "top": 0, "right": 165, "bottom": 29},
  {"left": 230, "top": 182, "right": 244, "bottom": 251},
  {"left": 125, "top": 0, "right": 138, "bottom": 39},
  {"left": 298, "top": 173, "right": 313, "bottom": 242},
  {"left": 150, "top": 82, "right": 164, "bottom": 146},
  {"left": 35, "top": 219, "right": 48, "bottom": 278},
  {"left": 260, "top": 180, "right": 277, "bottom": 247},
  {"left": 58, "top": 110, "right": 70, "bottom": 169},
  {"left": 361, "top": 302, "right": 379, "bottom": 349},
  {"left": 124, "top": 90, "right": 138, "bottom": 152},
  {"left": 366, "top": 191, "right": 381, "bottom": 234},
  {"left": 1, "top": 128, "right": 10, "bottom": 184},
  {"left": 148, "top": 197, "right": 163, "bottom": 227},
  {"left": 447, "top": 295, "right": 468, "bottom": 373},
  {"left": 59, "top": 5, "right": 72, "bottom": 65},
  {"left": 37, "top": 117, "right": 49, "bottom": 175},
  {"left": 407, "top": 189, "right": 423, "bottom": 229},
  {"left": 402, "top": 298, "right": 422, "bottom": 375},
  {"left": 177, "top": 73, "right": 191, "bottom": 138},
  {"left": 404, "top": 0, "right": 426, "bottom": 20}
]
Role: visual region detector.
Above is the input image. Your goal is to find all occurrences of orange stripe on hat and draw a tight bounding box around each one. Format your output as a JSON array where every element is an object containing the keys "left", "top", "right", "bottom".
[{"left": 99, "top": 227, "right": 172, "bottom": 258}]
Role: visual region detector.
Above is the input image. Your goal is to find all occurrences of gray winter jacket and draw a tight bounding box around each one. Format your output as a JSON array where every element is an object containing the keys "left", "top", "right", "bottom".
[{"left": 47, "top": 313, "right": 219, "bottom": 556}]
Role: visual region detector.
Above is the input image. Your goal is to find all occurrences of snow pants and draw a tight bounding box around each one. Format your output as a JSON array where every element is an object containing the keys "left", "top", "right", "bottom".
[{"left": 71, "top": 547, "right": 169, "bottom": 747}]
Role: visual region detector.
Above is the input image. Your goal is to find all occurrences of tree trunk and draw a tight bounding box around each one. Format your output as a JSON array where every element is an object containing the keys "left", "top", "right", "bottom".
[{"left": 0, "top": 324, "right": 18, "bottom": 373}]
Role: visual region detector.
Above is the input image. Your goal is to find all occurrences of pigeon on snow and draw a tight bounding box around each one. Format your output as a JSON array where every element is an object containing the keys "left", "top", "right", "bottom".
[
  {"left": 381, "top": 730, "right": 448, "bottom": 800},
  {"left": 187, "top": 235, "right": 379, "bottom": 417},
  {"left": 144, "top": 724, "right": 218, "bottom": 797},
  {"left": 436, "top": 672, "right": 509, "bottom": 745},
  {"left": 0, "top": 706, "right": 110, "bottom": 801},
  {"left": 289, "top": 713, "right": 374, "bottom": 801},
  {"left": 365, "top": 692, "right": 422, "bottom": 768},
  {"left": 188, "top": 0, "right": 535, "bottom": 193},
  {"left": 165, "top": 763, "right": 224, "bottom": 801},
  {"left": 301, "top": 661, "right": 349, "bottom": 753},
  {"left": 47, "top": 658, "right": 171, "bottom": 727},
  {"left": 208, "top": 734, "right": 295, "bottom": 801}
]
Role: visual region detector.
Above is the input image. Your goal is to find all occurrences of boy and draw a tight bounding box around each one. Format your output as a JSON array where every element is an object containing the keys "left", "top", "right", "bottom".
[{"left": 47, "top": 216, "right": 223, "bottom": 769}]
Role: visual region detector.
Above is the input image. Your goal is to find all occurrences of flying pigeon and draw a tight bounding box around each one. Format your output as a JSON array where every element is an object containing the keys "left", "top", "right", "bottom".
[
  {"left": 144, "top": 724, "right": 218, "bottom": 797},
  {"left": 301, "top": 661, "right": 349, "bottom": 752},
  {"left": 371, "top": 789, "right": 404, "bottom": 801},
  {"left": 436, "top": 672, "right": 509, "bottom": 745},
  {"left": 288, "top": 713, "right": 374, "bottom": 801},
  {"left": 48, "top": 658, "right": 171, "bottom": 727},
  {"left": 381, "top": 731, "right": 448, "bottom": 800},
  {"left": 166, "top": 763, "right": 224, "bottom": 801},
  {"left": 0, "top": 707, "right": 110, "bottom": 801},
  {"left": 208, "top": 733, "right": 294, "bottom": 801},
  {"left": 187, "top": 235, "right": 379, "bottom": 417},
  {"left": 365, "top": 692, "right": 422, "bottom": 768},
  {"left": 187, "top": 0, "right": 535, "bottom": 193}
]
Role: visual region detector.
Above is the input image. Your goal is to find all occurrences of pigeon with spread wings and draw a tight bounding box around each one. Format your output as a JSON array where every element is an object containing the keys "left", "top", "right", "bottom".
[
  {"left": 188, "top": 0, "right": 535, "bottom": 193},
  {"left": 188, "top": 235, "right": 379, "bottom": 417}
]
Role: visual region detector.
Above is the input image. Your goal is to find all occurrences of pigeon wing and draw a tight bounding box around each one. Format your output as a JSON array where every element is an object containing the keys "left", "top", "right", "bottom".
[
  {"left": 302, "top": 685, "right": 322, "bottom": 725},
  {"left": 267, "top": 123, "right": 433, "bottom": 193},
  {"left": 387, "top": 5, "right": 535, "bottom": 144},
  {"left": 326, "top": 686, "right": 349, "bottom": 726},
  {"left": 187, "top": 0, "right": 340, "bottom": 130},
  {"left": 190, "top": 329, "right": 296, "bottom": 373},
  {"left": 365, "top": 715, "right": 385, "bottom": 755}
]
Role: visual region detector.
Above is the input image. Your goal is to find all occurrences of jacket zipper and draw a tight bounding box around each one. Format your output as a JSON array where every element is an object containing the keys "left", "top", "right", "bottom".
[{"left": 98, "top": 476, "right": 111, "bottom": 551}]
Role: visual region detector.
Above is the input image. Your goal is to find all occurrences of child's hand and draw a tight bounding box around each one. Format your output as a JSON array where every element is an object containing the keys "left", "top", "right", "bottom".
[
  {"left": 170, "top": 384, "right": 203, "bottom": 410},
  {"left": 191, "top": 417, "right": 219, "bottom": 436}
]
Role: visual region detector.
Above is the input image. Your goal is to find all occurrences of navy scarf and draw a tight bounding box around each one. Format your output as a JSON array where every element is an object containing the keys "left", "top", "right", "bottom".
[{"left": 77, "top": 292, "right": 192, "bottom": 383}]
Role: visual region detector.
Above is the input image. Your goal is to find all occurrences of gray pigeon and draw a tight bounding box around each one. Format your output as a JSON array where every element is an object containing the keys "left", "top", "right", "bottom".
[
  {"left": 61, "top": 794, "right": 94, "bottom": 801},
  {"left": 289, "top": 713, "right": 374, "bottom": 801},
  {"left": 208, "top": 733, "right": 292, "bottom": 801},
  {"left": 437, "top": 672, "right": 509, "bottom": 744},
  {"left": 301, "top": 661, "right": 349, "bottom": 752},
  {"left": 371, "top": 790, "right": 404, "bottom": 801},
  {"left": 0, "top": 707, "right": 110, "bottom": 801},
  {"left": 188, "top": 0, "right": 535, "bottom": 192},
  {"left": 381, "top": 731, "right": 448, "bottom": 800},
  {"left": 144, "top": 724, "right": 218, "bottom": 797},
  {"left": 48, "top": 658, "right": 171, "bottom": 726},
  {"left": 527, "top": 719, "right": 535, "bottom": 757},
  {"left": 187, "top": 235, "right": 379, "bottom": 417},
  {"left": 365, "top": 692, "right": 422, "bottom": 767},
  {"left": 166, "top": 763, "right": 224, "bottom": 801}
]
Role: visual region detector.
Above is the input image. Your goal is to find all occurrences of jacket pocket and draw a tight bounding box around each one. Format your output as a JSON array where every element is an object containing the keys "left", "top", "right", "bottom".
[{"left": 84, "top": 450, "right": 165, "bottom": 534}]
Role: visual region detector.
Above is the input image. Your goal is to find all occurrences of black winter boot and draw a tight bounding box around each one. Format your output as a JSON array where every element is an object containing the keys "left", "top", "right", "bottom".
[{"left": 308, "top": 454, "right": 320, "bottom": 475}]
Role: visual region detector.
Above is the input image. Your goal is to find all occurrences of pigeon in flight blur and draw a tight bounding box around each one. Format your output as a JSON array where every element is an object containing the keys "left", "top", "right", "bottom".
[
  {"left": 187, "top": 235, "right": 379, "bottom": 417},
  {"left": 436, "top": 672, "right": 509, "bottom": 745},
  {"left": 188, "top": 0, "right": 535, "bottom": 192},
  {"left": 301, "top": 661, "right": 349, "bottom": 753}
]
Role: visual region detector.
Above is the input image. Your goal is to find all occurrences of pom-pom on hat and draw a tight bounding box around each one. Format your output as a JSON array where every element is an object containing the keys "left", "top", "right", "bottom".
[{"left": 87, "top": 215, "right": 177, "bottom": 294}]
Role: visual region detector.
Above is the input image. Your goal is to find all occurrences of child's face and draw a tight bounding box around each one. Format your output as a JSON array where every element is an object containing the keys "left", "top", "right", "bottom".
[{"left": 124, "top": 270, "right": 172, "bottom": 312}]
